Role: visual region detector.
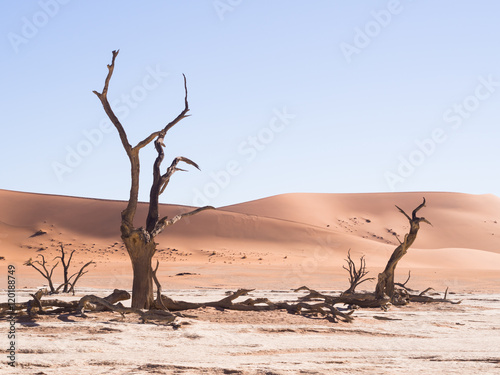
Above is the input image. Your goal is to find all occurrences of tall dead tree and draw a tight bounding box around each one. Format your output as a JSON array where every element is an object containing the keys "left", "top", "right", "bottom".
[
  {"left": 375, "top": 198, "right": 431, "bottom": 301},
  {"left": 93, "top": 50, "right": 213, "bottom": 309}
]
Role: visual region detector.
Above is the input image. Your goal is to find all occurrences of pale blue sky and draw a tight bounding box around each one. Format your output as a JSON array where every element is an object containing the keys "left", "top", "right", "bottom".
[{"left": 1, "top": 0, "right": 499, "bottom": 207}]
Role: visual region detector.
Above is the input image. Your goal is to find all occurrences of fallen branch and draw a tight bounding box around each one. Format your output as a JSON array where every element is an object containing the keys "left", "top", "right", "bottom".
[
  {"left": 394, "top": 270, "right": 417, "bottom": 292},
  {"left": 27, "top": 288, "right": 49, "bottom": 316},
  {"left": 418, "top": 287, "right": 434, "bottom": 296},
  {"left": 77, "top": 294, "right": 176, "bottom": 323},
  {"left": 1, "top": 284, "right": 461, "bottom": 325},
  {"left": 409, "top": 287, "right": 462, "bottom": 304},
  {"left": 296, "top": 286, "right": 390, "bottom": 309},
  {"left": 0, "top": 289, "right": 131, "bottom": 317},
  {"left": 160, "top": 288, "right": 354, "bottom": 323}
]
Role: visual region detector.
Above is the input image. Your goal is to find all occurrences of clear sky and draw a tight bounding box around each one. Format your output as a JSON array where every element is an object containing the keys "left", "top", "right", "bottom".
[{"left": 1, "top": 0, "right": 500, "bottom": 207}]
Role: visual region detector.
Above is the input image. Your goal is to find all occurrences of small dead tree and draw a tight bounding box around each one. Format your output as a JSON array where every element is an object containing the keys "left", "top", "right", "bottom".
[
  {"left": 342, "top": 249, "right": 374, "bottom": 294},
  {"left": 93, "top": 50, "right": 213, "bottom": 309},
  {"left": 24, "top": 255, "right": 58, "bottom": 293},
  {"left": 375, "top": 198, "right": 431, "bottom": 301},
  {"left": 54, "top": 244, "right": 75, "bottom": 293},
  {"left": 25, "top": 247, "right": 95, "bottom": 294}
]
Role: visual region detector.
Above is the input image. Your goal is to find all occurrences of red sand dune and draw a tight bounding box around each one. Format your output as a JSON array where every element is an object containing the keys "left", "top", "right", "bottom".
[{"left": 1, "top": 189, "right": 499, "bottom": 291}]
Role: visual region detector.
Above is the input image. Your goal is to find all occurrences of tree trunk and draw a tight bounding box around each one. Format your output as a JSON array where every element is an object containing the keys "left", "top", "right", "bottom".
[
  {"left": 375, "top": 239, "right": 414, "bottom": 299},
  {"left": 47, "top": 279, "right": 56, "bottom": 295},
  {"left": 123, "top": 231, "right": 157, "bottom": 309},
  {"left": 375, "top": 198, "right": 431, "bottom": 301},
  {"left": 57, "top": 245, "right": 75, "bottom": 293}
]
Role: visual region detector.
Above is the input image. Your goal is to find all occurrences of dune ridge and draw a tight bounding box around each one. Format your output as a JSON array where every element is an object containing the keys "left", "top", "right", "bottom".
[{"left": 1, "top": 189, "right": 499, "bottom": 291}]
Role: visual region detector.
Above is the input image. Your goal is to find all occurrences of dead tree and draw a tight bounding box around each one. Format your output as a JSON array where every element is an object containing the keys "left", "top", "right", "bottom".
[
  {"left": 54, "top": 244, "right": 75, "bottom": 293},
  {"left": 375, "top": 198, "right": 431, "bottom": 302},
  {"left": 93, "top": 50, "right": 213, "bottom": 309},
  {"left": 25, "top": 247, "right": 95, "bottom": 294},
  {"left": 24, "top": 255, "right": 58, "bottom": 293},
  {"left": 342, "top": 249, "right": 375, "bottom": 294}
]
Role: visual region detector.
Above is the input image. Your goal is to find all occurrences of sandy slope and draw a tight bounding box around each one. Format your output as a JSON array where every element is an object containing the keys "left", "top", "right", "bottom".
[
  {"left": 0, "top": 189, "right": 499, "bottom": 292},
  {"left": 1, "top": 190, "right": 500, "bottom": 374},
  {"left": 222, "top": 192, "right": 500, "bottom": 253}
]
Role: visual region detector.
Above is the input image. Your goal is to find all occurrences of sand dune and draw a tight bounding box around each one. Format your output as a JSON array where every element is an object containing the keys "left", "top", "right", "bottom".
[
  {"left": 222, "top": 192, "right": 500, "bottom": 252},
  {"left": 2, "top": 189, "right": 500, "bottom": 374},
  {"left": 1, "top": 189, "right": 499, "bottom": 291}
]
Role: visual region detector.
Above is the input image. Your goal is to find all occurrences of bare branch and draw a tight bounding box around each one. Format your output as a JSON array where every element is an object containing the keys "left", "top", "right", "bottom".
[
  {"left": 160, "top": 157, "right": 200, "bottom": 189},
  {"left": 395, "top": 205, "right": 411, "bottom": 222},
  {"left": 152, "top": 206, "right": 214, "bottom": 237},
  {"left": 152, "top": 260, "right": 169, "bottom": 310},
  {"left": 397, "top": 200, "right": 432, "bottom": 226},
  {"left": 93, "top": 50, "right": 141, "bottom": 231},
  {"left": 68, "top": 261, "right": 96, "bottom": 294},
  {"left": 394, "top": 270, "right": 417, "bottom": 292},
  {"left": 144, "top": 75, "right": 194, "bottom": 236},
  {"left": 393, "top": 232, "right": 403, "bottom": 245},
  {"left": 420, "top": 218, "right": 433, "bottom": 226},
  {"left": 412, "top": 197, "right": 426, "bottom": 219},
  {"left": 159, "top": 157, "right": 199, "bottom": 192},
  {"left": 93, "top": 50, "right": 132, "bottom": 155},
  {"left": 159, "top": 157, "right": 199, "bottom": 195},
  {"left": 163, "top": 73, "right": 190, "bottom": 134},
  {"left": 134, "top": 74, "right": 190, "bottom": 151},
  {"left": 418, "top": 287, "right": 434, "bottom": 297},
  {"left": 94, "top": 49, "right": 119, "bottom": 98},
  {"left": 401, "top": 270, "right": 411, "bottom": 286},
  {"left": 134, "top": 131, "right": 161, "bottom": 151},
  {"left": 146, "top": 154, "right": 203, "bottom": 235},
  {"left": 25, "top": 254, "right": 59, "bottom": 293},
  {"left": 24, "top": 258, "right": 44, "bottom": 276}
]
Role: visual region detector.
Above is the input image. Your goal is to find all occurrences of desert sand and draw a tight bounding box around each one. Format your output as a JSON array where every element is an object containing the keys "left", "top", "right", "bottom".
[{"left": 1, "top": 189, "right": 500, "bottom": 374}]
